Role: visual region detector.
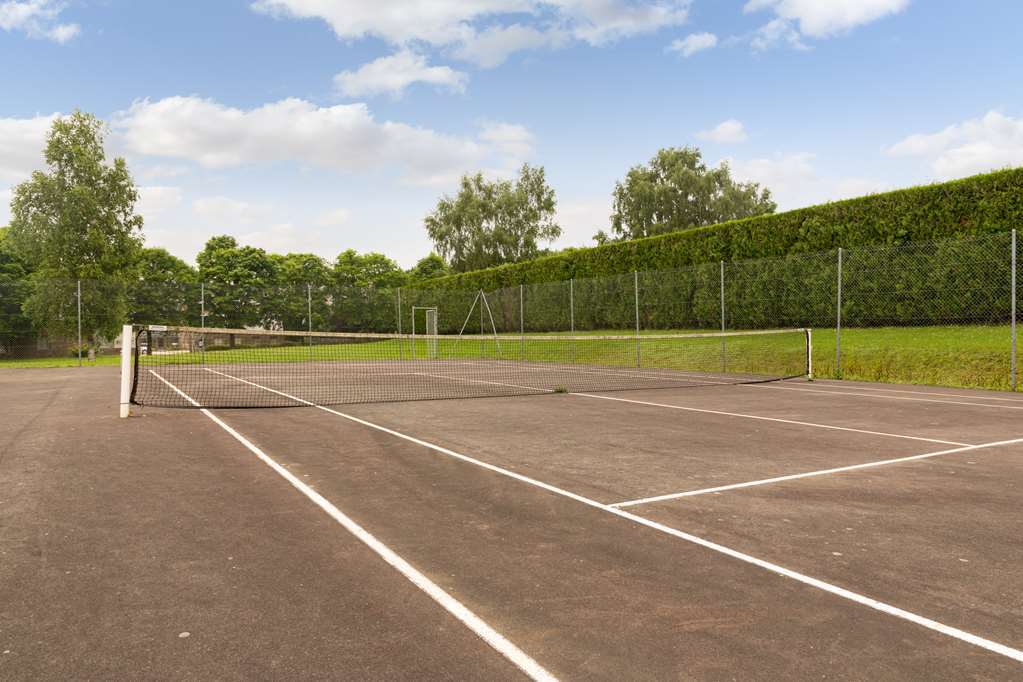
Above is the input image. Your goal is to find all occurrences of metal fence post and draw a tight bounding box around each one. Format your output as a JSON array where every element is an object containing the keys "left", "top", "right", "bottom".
[
  {"left": 307, "top": 283, "right": 313, "bottom": 333},
  {"left": 1012, "top": 230, "right": 1017, "bottom": 391},
  {"left": 519, "top": 283, "right": 525, "bottom": 359},
  {"left": 76, "top": 279, "right": 82, "bottom": 367},
  {"left": 719, "top": 261, "right": 726, "bottom": 372},
  {"left": 479, "top": 290, "right": 485, "bottom": 358},
  {"left": 570, "top": 278, "right": 576, "bottom": 363},
  {"left": 200, "top": 282, "right": 206, "bottom": 365},
  {"left": 836, "top": 247, "right": 843, "bottom": 377},
  {"left": 396, "top": 288, "right": 403, "bottom": 360},
  {"left": 634, "top": 271, "right": 641, "bottom": 367}
]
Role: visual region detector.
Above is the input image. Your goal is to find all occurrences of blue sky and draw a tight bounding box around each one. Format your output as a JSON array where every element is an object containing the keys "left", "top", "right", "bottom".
[{"left": 2, "top": 0, "right": 1022, "bottom": 267}]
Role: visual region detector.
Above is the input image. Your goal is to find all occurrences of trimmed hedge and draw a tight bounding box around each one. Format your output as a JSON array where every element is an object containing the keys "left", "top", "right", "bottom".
[{"left": 415, "top": 167, "right": 1023, "bottom": 291}]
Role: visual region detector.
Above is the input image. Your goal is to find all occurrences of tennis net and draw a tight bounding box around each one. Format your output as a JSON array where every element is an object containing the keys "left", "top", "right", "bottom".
[{"left": 126, "top": 325, "right": 811, "bottom": 409}]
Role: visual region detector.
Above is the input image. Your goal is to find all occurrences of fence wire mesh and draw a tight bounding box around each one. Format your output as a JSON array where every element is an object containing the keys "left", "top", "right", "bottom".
[{"left": 1, "top": 231, "right": 1018, "bottom": 391}]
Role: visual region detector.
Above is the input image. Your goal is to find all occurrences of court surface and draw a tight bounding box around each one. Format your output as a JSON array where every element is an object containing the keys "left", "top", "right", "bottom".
[{"left": 2, "top": 368, "right": 1022, "bottom": 679}]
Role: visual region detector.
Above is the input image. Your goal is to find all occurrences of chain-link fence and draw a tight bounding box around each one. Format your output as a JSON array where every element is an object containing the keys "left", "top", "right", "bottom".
[{"left": 1, "top": 230, "right": 1018, "bottom": 391}]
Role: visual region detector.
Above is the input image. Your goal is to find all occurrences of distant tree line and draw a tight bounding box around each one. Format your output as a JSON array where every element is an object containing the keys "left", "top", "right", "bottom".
[{"left": 1, "top": 110, "right": 776, "bottom": 346}]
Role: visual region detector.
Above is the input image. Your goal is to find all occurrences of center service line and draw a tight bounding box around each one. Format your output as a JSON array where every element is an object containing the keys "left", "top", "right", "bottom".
[
  {"left": 203, "top": 367, "right": 1023, "bottom": 664},
  {"left": 147, "top": 370, "right": 557, "bottom": 682}
]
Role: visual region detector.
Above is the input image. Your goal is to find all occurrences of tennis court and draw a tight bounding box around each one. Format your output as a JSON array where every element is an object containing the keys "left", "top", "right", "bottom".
[{"left": 3, "top": 330, "right": 1022, "bottom": 678}]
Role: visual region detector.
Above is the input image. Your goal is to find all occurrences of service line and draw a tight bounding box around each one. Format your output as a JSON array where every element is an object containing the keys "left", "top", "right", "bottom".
[
  {"left": 198, "top": 368, "right": 1023, "bottom": 665},
  {"left": 610, "top": 436, "right": 1023, "bottom": 508},
  {"left": 147, "top": 370, "right": 557, "bottom": 682}
]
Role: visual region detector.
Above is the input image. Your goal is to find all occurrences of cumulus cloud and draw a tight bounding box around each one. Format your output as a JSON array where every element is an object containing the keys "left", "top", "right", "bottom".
[
  {"left": 192, "top": 196, "right": 274, "bottom": 226},
  {"left": 885, "top": 110, "right": 1023, "bottom": 179},
  {"left": 668, "top": 32, "right": 717, "bottom": 57},
  {"left": 137, "top": 186, "right": 183, "bottom": 218},
  {"left": 744, "top": 0, "right": 908, "bottom": 50},
  {"left": 314, "top": 208, "right": 351, "bottom": 227},
  {"left": 726, "top": 152, "right": 886, "bottom": 209},
  {"left": 112, "top": 96, "right": 531, "bottom": 186},
  {"left": 252, "top": 0, "right": 691, "bottom": 67},
  {"left": 0, "top": 0, "right": 80, "bottom": 43},
  {"left": 0, "top": 112, "right": 58, "bottom": 182},
  {"left": 335, "top": 50, "right": 468, "bottom": 98},
  {"left": 697, "top": 119, "right": 748, "bottom": 144}
]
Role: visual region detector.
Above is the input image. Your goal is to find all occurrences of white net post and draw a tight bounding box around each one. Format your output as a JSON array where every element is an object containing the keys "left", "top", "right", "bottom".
[
  {"left": 570, "top": 278, "right": 576, "bottom": 364},
  {"left": 119, "top": 324, "right": 132, "bottom": 417}
]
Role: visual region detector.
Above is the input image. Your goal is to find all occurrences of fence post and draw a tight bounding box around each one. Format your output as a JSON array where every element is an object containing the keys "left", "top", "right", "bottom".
[
  {"left": 519, "top": 283, "right": 525, "bottom": 359},
  {"left": 307, "top": 283, "right": 313, "bottom": 333},
  {"left": 480, "top": 290, "right": 484, "bottom": 358},
  {"left": 200, "top": 282, "right": 206, "bottom": 365},
  {"left": 396, "top": 288, "right": 403, "bottom": 360},
  {"left": 570, "top": 278, "right": 576, "bottom": 363},
  {"left": 719, "top": 261, "right": 726, "bottom": 373},
  {"left": 634, "top": 271, "right": 641, "bottom": 367},
  {"left": 76, "top": 279, "right": 82, "bottom": 367},
  {"left": 1012, "top": 230, "right": 1017, "bottom": 391},
  {"left": 836, "top": 248, "right": 843, "bottom": 378}
]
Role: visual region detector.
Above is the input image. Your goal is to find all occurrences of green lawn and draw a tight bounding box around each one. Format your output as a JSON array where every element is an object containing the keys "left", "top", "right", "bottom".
[{"left": 2, "top": 325, "right": 1017, "bottom": 392}]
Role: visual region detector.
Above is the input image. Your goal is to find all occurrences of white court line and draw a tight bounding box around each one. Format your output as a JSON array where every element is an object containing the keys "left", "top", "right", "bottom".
[
  {"left": 810, "top": 380, "right": 1023, "bottom": 403},
  {"left": 570, "top": 393, "right": 969, "bottom": 447},
  {"left": 147, "top": 370, "right": 556, "bottom": 682},
  {"left": 755, "top": 383, "right": 1023, "bottom": 411},
  {"left": 610, "top": 437, "right": 1023, "bottom": 508},
  {"left": 201, "top": 368, "right": 1023, "bottom": 665}
]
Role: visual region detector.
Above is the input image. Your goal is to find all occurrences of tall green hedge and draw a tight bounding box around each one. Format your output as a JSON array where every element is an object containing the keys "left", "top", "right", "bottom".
[{"left": 415, "top": 167, "right": 1023, "bottom": 291}]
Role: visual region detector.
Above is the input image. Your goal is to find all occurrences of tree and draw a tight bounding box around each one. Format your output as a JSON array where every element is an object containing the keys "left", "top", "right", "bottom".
[
  {"left": 0, "top": 227, "right": 35, "bottom": 355},
  {"left": 601, "top": 147, "right": 775, "bottom": 243},
  {"left": 268, "top": 252, "right": 331, "bottom": 331},
  {"left": 196, "top": 236, "right": 279, "bottom": 328},
  {"left": 128, "top": 247, "right": 198, "bottom": 325},
  {"left": 424, "top": 163, "right": 560, "bottom": 273},
  {"left": 7, "top": 111, "right": 144, "bottom": 343},
  {"left": 333, "top": 250, "right": 407, "bottom": 289},
  {"left": 330, "top": 250, "right": 406, "bottom": 333},
  {"left": 406, "top": 253, "right": 449, "bottom": 282}
]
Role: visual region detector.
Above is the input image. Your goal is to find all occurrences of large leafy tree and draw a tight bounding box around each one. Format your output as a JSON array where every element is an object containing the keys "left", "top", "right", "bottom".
[
  {"left": 196, "top": 235, "right": 279, "bottom": 328},
  {"left": 406, "top": 253, "right": 449, "bottom": 283},
  {"left": 128, "top": 247, "right": 198, "bottom": 325},
  {"left": 7, "top": 111, "right": 144, "bottom": 343},
  {"left": 424, "top": 163, "right": 560, "bottom": 273},
  {"left": 331, "top": 250, "right": 406, "bottom": 333},
  {"left": 268, "top": 252, "right": 332, "bottom": 331},
  {"left": 333, "top": 250, "right": 407, "bottom": 288},
  {"left": 0, "top": 227, "right": 35, "bottom": 354},
  {"left": 600, "top": 147, "right": 775, "bottom": 243}
]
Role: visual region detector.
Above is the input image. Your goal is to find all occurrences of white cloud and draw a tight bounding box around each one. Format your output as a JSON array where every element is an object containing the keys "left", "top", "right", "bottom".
[
  {"left": 726, "top": 152, "right": 886, "bottom": 209},
  {"left": 137, "top": 186, "right": 183, "bottom": 218},
  {"left": 192, "top": 196, "right": 274, "bottom": 226},
  {"left": 252, "top": 0, "right": 690, "bottom": 66},
  {"left": 335, "top": 50, "right": 468, "bottom": 98},
  {"left": 0, "top": 0, "right": 80, "bottom": 43},
  {"left": 478, "top": 122, "right": 534, "bottom": 160},
  {"left": 668, "top": 32, "right": 717, "bottom": 57},
  {"left": 697, "top": 119, "right": 748, "bottom": 144},
  {"left": 113, "top": 96, "right": 530, "bottom": 186},
  {"left": 0, "top": 112, "right": 58, "bottom": 182},
  {"left": 314, "top": 208, "right": 351, "bottom": 227},
  {"left": 239, "top": 222, "right": 329, "bottom": 255},
  {"left": 744, "top": 0, "right": 909, "bottom": 38},
  {"left": 744, "top": 0, "right": 907, "bottom": 50},
  {"left": 885, "top": 110, "right": 1023, "bottom": 180},
  {"left": 454, "top": 24, "right": 563, "bottom": 68},
  {"left": 555, "top": 196, "right": 613, "bottom": 246}
]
